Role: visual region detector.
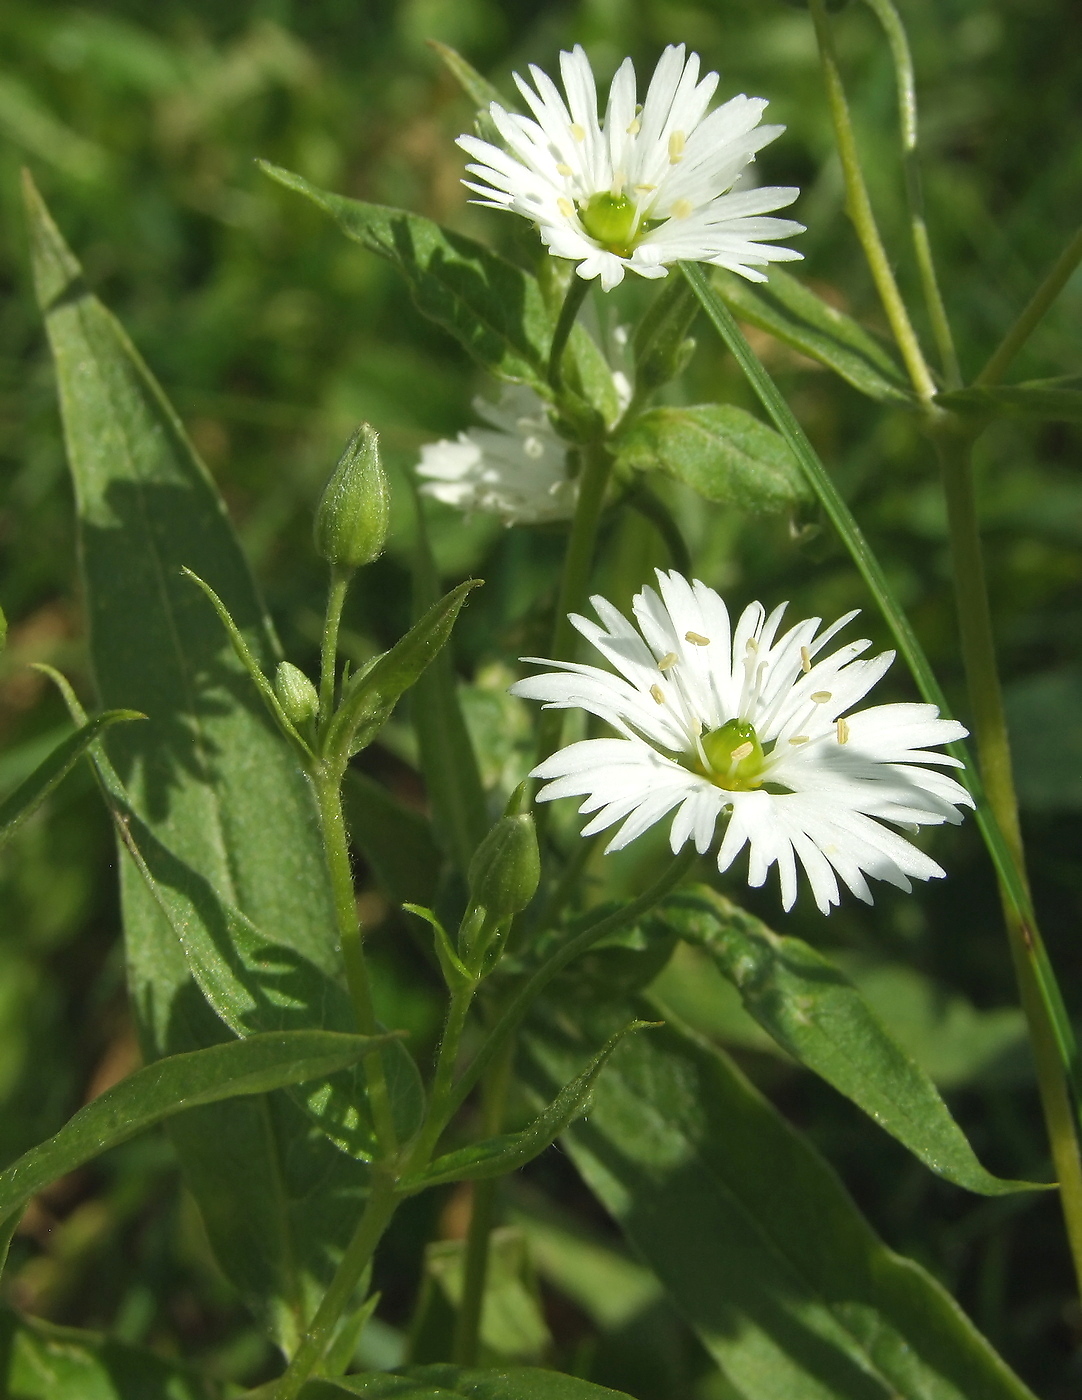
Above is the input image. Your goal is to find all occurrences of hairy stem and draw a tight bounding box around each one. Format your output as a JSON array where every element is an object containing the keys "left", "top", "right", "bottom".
[
  {"left": 935, "top": 425, "right": 1082, "bottom": 1294},
  {"left": 861, "top": 0, "right": 961, "bottom": 388},
  {"left": 319, "top": 568, "right": 351, "bottom": 723},
  {"left": 809, "top": 0, "right": 938, "bottom": 403},
  {"left": 976, "top": 223, "right": 1082, "bottom": 386},
  {"left": 314, "top": 771, "right": 398, "bottom": 1153},
  {"left": 547, "top": 275, "right": 590, "bottom": 391},
  {"left": 273, "top": 1173, "right": 398, "bottom": 1400},
  {"left": 453, "top": 1041, "right": 514, "bottom": 1366}
]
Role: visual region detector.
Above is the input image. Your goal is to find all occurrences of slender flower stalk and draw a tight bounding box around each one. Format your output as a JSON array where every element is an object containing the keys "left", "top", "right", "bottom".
[
  {"left": 459, "top": 44, "right": 803, "bottom": 291},
  {"left": 975, "top": 222, "right": 1082, "bottom": 386}
]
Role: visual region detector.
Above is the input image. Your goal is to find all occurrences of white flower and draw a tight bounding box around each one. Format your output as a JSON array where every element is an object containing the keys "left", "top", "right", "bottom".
[
  {"left": 458, "top": 44, "right": 804, "bottom": 292},
  {"left": 417, "top": 385, "right": 576, "bottom": 526},
  {"left": 511, "top": 571, "right": 973, "bottom": 914}
]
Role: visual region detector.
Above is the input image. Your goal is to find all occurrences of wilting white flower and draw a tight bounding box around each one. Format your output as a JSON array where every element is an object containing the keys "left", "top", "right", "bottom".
[
  {"left": 459, "top": 44, "right": 803, "bottom": 291},
  {"left": 512, "top": 571, "right": 972, "bottom": 914},
  {"left": 417, "top": 385, "right": 576, "bottom": 526}
]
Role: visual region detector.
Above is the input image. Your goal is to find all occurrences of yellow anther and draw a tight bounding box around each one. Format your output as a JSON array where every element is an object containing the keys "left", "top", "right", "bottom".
[
  {"left": 570, "top": 122, "right": 586, "bottom": 142},
  {"left": 811, "top": 690, "right": 832, "bottom": 704},
  {"left": 626, "top": 118, "right": 641, "bottom": 135},
  {"left": 685, "top": 631, "right": 710, "bottom": 646},
  {"left": 730, "top": 741, "right": 754, "bottom": 762},
  {"left": 800, "top": 646, "right": 812, "bottom": 674},
  {"left": 836, "top": 717, "right": 850, "bottom": 745},
  {"left": 789, "top": 735, "right": 809, "bottom": 746},
  {"left": 658, "top": 652, "right": 679, "bottom": 671},
  {"left": 557, "top": 197, "right": 575, "bottom": 219},
  {"left": 668, "top": 130, "right": 686, "bottom": 163},
  {"left": 746, "top": 637, "right": 759, "bottom": 653},
  {"left": 556, "top": 162, "right": 573, "bottom": 176},
  {"left": 650, "top": 683, "right": 666, "bottom": 704},
  {"left": 671, "top": 198, "right": 693, "bottom": 220},
  {"left": 634, "top": 183, "right": 657, "bottom": 194}
]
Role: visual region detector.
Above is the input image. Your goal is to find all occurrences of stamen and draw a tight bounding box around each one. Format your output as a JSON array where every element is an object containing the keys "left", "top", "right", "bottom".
[
  {"left": 668, "top": 130, "right": 686, "bottom": 163},
  {"left": 746, "top": 638, "right": 759, "bottom": 653},
  {"left": 800, "top": 646, "right": 812, "bottom": 674},
  {"left": 626, "top": 118, "right": 641, "bottom": 135},
  {"left": 650, "top": 684, "right": 665, "bottom": 704},
  {"left": 634, "top": 183, "right": 657, "bottom": 194},
  {"left": 671, "top": 198, "right": 693, "bottom": 220},
  {"left": 730, "top": 741, "right": 754, "bottom": 762},
  {"left": 611, "top": 169, "right": 627, "bottom": 195},
  {"left": 557, "top": 197, "right": 575, "bottom": 219},
  {"left": 657, "top": 652, "right": 678, "bottom": 671},
  {"left": 789, "top": 735, "right": 809, "bottom": 745},
  {"left": 685, "top": 631, "right": 710, "bottom": 646},
  {"left": 556, "top": 162, "right": 573, "bottom": 176},
  {"left": 811, "top": 690, "right": 832, "bottom": 704},
  {"left": 836, "top": 717, "right": 850, "bottom": 745},
  {"left": 570, "top": 123, "right": 586, "bottom": 142}
]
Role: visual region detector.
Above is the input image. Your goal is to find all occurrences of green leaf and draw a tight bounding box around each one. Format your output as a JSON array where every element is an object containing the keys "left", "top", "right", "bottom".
[
  {"left": 935, "top": 377, "right": 1082, "bottom": 422},
  {"left": 657, "top": 886, "right": 1042, "bottom": 1195},
  {"left": 0, "top": 1030, "right": 387, "bottom": 1238},
  {"left": 25, "top": 171, "right": 370, "bottom": 1353},
  {"left": 259, "top": 161, "right": 553, "bottom": 392},
  {"left": 429, "top": 41, "right": 508, "bottom": 144},
  {"left": 523, "top": 1004, "right": 1040, "bottom": 1400},
  {"left": 410, "top": 494, "right": 489, "bottom": 876},
  {"left": 0, "top": 1307, "right": 203, "bottom": 1400},
  {"left": 400, "top": 1021, "right": 652, "bottom": 1192},
  {"left": 614, "top": 404, "right": 809, "bottom": 512},
  {"left": 300, "top": 1364, "right": 634, "bottom": 1399},
  {"left": 329, "top": 579, "right": 482, "bottom": 759},
  {"left": 0, "top": 707, "right": 142, "bottom": 848},
  {"left": 712, "top": 267, "right": 914, "bottom": 405}
]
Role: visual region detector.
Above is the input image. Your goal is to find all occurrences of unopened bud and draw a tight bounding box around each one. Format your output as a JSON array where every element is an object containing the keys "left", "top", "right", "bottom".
[
  {"left": 274, "top": 661, "right": 319, "bottom": 726},
  {"left": 313, "top": 424, "right": 390, "bottom": 570},
  {"left": 467, "top": 800, "right": 540, "bottom": 926}
]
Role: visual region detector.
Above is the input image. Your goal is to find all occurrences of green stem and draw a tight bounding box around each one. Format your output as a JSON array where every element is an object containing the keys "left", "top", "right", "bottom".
[
  {"left": 861, "top": 0, "right": 961, "bottom": 388},
  {"left": 314, "top": 770, "right": 398, "bottom": 1153},
  {"left": 273, "top": 1173, "right": 398, "bottom": 1400},
  {"left": 547, "top": 275, "right": 590, "bottom": 391},
  {"left": 440, "top": 847, "right": 696, "bottom": 1133},
  {"left": 453, "top": 1041, "right": 514, "bottom": 1366},
  {"left": 935, "top": 425, "right": 1082, "bottom": 1295},
  {"left": 407, "top": 982, "right": 478, "bottom": 1170},
  {"left": 319, "top": 568, "right": 351, "bottom": 723},
  {"left": 536, "top": 440, "right": 615, "bottom": 765},
  {"left": 808, "top": 0, "right": 938, "bottom": 403},
  {"left": 976, "top": 223, "right": 1082, "bottom": 386}
]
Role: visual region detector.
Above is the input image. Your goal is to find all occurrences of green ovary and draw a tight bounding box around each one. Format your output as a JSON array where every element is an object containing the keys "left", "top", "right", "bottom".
[
  {"left": 699, "top": 718, "right": 766, "bottom": 791},
  {"left": 580, "top": 192, "right": 639, "bottom": 255}
]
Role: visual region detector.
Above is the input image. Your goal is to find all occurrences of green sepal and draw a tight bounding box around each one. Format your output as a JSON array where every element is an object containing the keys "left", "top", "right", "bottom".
[
  {"left": 403, "top": 903, "right": 475, "bottom": 992},
  {"left": 0, "top": 703, "right": 143, "bottom": 849},
  {"left": 398, "top": 1020, "right": 655, "bottom": 1193},
  {"left": 314, "top": 423, "right": 390, "bottom": 570},
  {"left": 327, "top": 578, "right": 481, "bottom": 760},
  {"left": 659, "top": 885, "right": 1047, "bottom": 1197},
  {"left": 182, "top": 565, "right": 313, "bottom": 758}
]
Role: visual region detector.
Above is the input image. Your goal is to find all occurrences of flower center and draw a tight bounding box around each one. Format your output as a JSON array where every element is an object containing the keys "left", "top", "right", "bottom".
[
  {"left": 580, "top": 192, "right": 639, "bottom": 255},
  {"left": 699, "top": 718, "right": 766, "bottom": 791}
]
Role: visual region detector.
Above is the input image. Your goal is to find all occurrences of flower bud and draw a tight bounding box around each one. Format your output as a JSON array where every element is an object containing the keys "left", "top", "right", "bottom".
[
  {"left": 467, "top": 795, "right": 540, "bottom": 926},
  {"left": 313, "top": 424, "right": 390, "bottom": 570},
  {"left": 274, "top": 661, "right": 319, "bottom": 726}
]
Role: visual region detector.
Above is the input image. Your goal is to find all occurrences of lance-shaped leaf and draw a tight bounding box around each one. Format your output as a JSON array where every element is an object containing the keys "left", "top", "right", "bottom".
[
  {"left": 328, "top": 578, "right": 481, "bottom": 760},
  {"left": 713, "top": 267, "right": 914, "bottom": 405},
  {"left": 657, "top": 885, "right": 1042, "bottom": 1196},
  {"left": 0, "top": 707, "right": 142, "bottom": 848},
  {"left": 615, "top": 404, "right": 808, "bottom": 513},
  {"left": 430, "top": 41, "right": 508, "bottom": 144},
  {"left": 523, "top": 1004, "right": 1040, "bottom": 1400},
  {"left": 0, "top": 1030, "right": 389, "bottom": 1241},
  {"left": 260, "top": 161, "right": 553, "bottom": 391},
  {"left": 935, "top": 377, "right": 1082, "bottom": 422},
  {"left": 25, "top": 171, "right": 373, "bottom": 1352},
  {"left": 399, "top": 1021, "right": 653, "bottom": 1192},
  {"left": 300, "top": 1363, "right": 635, "bottom": 1399},
  {"left": 0, "top": 1308, "right": 204, "bottom": 1400}
]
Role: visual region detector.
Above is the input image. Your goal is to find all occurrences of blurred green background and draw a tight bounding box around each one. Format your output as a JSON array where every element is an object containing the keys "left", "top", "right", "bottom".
[{"left": 1, "top": 0, "right": 1081, "bottom": 1393}]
